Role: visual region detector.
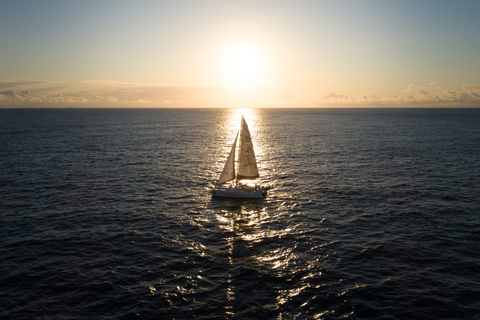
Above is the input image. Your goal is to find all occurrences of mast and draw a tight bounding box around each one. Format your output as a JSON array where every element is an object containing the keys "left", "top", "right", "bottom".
[{"left": 236, "top": 116, "right": 259, "bottom": 180}]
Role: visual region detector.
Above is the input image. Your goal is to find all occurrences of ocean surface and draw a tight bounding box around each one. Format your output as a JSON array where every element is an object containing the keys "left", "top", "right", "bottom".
[{"left": 1, "top": 108, "right": 480, "bottom": 320}]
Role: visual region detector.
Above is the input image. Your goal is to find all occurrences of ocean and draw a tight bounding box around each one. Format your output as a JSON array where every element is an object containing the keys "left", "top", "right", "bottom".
[{"left": 1, "top": 108, "right": 479, "bottom": 319}]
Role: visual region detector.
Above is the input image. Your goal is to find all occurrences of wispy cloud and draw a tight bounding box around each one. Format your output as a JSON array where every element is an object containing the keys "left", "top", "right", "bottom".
[
  {"left": 0, "top": 80, "right": 145, "bottom": 107},
  {"left": 1, "top": 80, "right": 480, "bottom": 108},
  {"left": 253, "top": 83, "right": 480, "bottom": 108},
  {"left": 313, "top": 83, "right": 480, "bottom": 107},
  {"left": 0, "top": 80, "right": 229, "bottom": 107}
]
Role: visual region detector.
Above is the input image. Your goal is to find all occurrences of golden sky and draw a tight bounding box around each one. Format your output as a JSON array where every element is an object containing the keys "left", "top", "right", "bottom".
[{"left": 1, "top": 0, "right": 480, "bottom": 108}]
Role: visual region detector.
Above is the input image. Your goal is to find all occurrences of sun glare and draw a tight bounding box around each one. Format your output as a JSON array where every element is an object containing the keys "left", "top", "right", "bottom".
[
  {"left": 225, "top": 109, "right": 258, "bottom": 137},
  {"left": 224, "top": 43, "right": 263, "bottom": 83}
]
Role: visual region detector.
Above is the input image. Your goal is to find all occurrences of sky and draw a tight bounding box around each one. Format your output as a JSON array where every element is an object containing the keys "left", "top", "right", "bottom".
[{"left": 1, "top": 0, "right": 480, "bottom": 108}]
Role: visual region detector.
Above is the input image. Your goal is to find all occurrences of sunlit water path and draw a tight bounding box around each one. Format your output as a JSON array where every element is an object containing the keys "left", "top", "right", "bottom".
[{"left": 1, "top": 108, "right": 479, "bottom": 319}]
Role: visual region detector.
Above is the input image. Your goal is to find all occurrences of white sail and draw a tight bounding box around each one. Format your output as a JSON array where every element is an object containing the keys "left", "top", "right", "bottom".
[
  {"left": 211, "top": 116, "right": 267, "bottom": 199},
  {"left": 237, "top": 116, "right": 259, "bottom": 180},
  {"left": 217, "top": 132, "right": 238, "bottom": 185}
]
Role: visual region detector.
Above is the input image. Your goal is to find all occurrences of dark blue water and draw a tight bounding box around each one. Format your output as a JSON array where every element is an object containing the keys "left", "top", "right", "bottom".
[{"left": 1, "top": 108, "right": 480, "bottom": 319}]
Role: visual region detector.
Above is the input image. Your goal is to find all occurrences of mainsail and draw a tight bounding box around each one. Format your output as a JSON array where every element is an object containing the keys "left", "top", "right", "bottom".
[
  {"left": 237, "top": 116, "right": 259, "bottom": 180},
  {"left": 217, "top": 132, "right": 238, "bottom": 185}
]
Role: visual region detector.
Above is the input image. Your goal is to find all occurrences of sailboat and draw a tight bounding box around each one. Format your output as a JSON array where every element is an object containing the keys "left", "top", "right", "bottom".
[{"left": 211, "top": 116, "right": 267, "bottom": 199}]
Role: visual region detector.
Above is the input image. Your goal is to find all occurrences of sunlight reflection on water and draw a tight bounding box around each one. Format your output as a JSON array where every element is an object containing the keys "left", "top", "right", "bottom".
[
  {"left": 211, "top": 195, "right": 305, "bottom": 318},
  {"left": 4, "top": 109, "right": 478, "bottom": 319}
]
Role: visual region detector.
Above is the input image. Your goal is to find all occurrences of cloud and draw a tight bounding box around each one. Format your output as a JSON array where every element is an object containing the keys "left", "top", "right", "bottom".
[
  {"left": 0, "top": 80, "right": 146, "bottom": 106},
  {"left": 1, "top": 80, "right": 480, "bottom": 108},
  {"left": 311, "top": 83, "right": 480, "bottom": 107},
  {"left": 0, "top": 80, "right": 231, "bottom": 107},
  {"left": 405, "top": 83, "right": 416, "bottom": 92},
  {"left": 163, "top": 98, "right": 184, "bottom": 104},
  {"left": 279, "top": 93, "right": 295, "bottom": 101},
  {"left": 463, "top": 84, "right": 480, "bottom": 91}
]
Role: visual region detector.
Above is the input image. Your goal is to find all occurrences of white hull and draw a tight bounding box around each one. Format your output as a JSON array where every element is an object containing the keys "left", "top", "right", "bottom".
[{"left": 211, "top": 187, "right": 266, "bottom": 199}]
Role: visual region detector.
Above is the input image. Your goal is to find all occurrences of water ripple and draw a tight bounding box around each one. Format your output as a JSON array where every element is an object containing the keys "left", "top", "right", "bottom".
[{"left": 1, "top": 108, "right": 480, "bottom": 319}]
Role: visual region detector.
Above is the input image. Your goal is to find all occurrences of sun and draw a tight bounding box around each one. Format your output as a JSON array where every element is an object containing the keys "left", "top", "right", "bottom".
[{"left": 224, "top": 43, "right": 263, "bottom": 83}]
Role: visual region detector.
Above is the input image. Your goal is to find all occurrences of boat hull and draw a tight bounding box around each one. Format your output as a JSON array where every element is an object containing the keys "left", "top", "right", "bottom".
[{"left": 211, "top": 188, "right": 265, "bottom": 199}]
